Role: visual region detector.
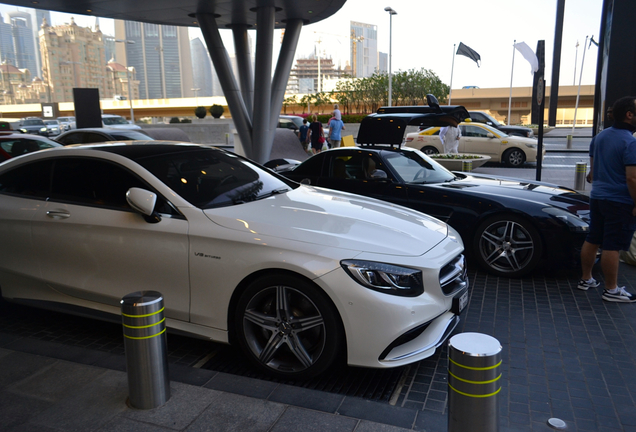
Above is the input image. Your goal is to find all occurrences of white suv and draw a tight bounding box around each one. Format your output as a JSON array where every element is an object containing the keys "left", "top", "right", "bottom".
[{"left": 102, "top": 114, "right": 141, "bottom": 130}]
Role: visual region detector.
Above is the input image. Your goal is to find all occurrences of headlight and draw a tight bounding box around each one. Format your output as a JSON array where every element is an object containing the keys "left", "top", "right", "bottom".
[
  {"left": 40, "top": 127, "right": 48, "bottom": 133},
  {"left": 542, "top": 207, "right": 589, "bottom": 232},
  {"left": 525, "top": 143, "right": 537, "bottom": 149},
  {"left": 340, "top": 260, "right": 423, "bottom": 297}
]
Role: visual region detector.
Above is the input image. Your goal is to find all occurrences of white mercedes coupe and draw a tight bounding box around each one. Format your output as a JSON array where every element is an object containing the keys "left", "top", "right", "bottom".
[{"left": 0, "top": 142, "right": 468, "bottom": 379}]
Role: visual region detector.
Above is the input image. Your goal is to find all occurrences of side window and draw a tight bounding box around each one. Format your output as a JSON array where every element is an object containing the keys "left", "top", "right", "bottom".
[
  {"left": 50, "top": 158, "right": 146, "bottom": 209},
  {"left": 0, "top": 160, "right": 52, "bottom": 198},
  {"left": 56, "top": 132, "right": 84, "bottom": 145},
  {"left": 83, "top": 133, "right": 108, "bottom": 143},
  {"left": 465, "top": 126, "right": 489, "bottom": 138}
]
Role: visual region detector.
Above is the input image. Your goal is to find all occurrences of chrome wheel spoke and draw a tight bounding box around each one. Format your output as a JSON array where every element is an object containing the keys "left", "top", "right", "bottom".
[
  {"left": 286, "top": 334, "right": 314, "bottom": 368},
  {"left": 276, "top": 286, "right": 291, "bottom": 322},
  {"left": 293, "top": 315, "right": 324, "bottom": 332},
  {"left": 244, "top": 309, "right": 278, "bottom": 332},
  {"left": 259, "top": 332, "right": 285, "bottom": 365}
]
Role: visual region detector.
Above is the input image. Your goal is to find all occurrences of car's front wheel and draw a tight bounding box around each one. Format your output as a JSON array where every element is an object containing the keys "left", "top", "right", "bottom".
[
  {"left": 421, "top": 146, "right": 439, "bottom": 155},
  {"left": 234, "top": 274, "right": 343, "bottom": 380},
  {"left": 502, "top": 148, "right": 526, "bottom": 167},
  {"left": 472, "top": 214, "right": 542, "bottom": 278}
]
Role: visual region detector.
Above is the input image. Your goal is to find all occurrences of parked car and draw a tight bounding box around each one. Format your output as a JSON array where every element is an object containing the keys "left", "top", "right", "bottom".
[
  {"left": 278, "top": 115, "right": 305, "bottom": 132},
  {"left": 468, "top": 111, "right": 534, "bottom": 138},
  {"left": 0, "top": 141, "right": 468, "bottom": 379},
  {"left": 55, "top": 128, "right": 153, "bottom": 145},
  {"left": 275, "top": 102, "right": 590, "bottom": 278},
  {"left": 0, "top": 130, "right": 62, "bottom": 161},
  {"left": 44, "top": 119, "right": 62, "bottom": 137},
  {"left": 56, "top": 116, "right": 76, "bottom": 131},
  {"left": 102, "top": 114, "right": 142, "bottom": 130},
  {"left": 17, "top": 117, "right": 49, "bottom": 137},
  {"left": 405, "top": 122, "right": 543, "bottom": 167}
]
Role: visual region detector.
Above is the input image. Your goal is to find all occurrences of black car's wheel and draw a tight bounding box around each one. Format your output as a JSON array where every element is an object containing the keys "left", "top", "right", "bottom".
[
  {"left": 502, "top": 148, "right": 526, "bottom": 167},
  {"left": 234, "top": 274, "right": 343, "bottom": 380},
  {"left": 421, "top": 146, "right": 439, "bottom": 155},
  {"left": 472, "top": 214, "right": 542, "bottom": 278}
]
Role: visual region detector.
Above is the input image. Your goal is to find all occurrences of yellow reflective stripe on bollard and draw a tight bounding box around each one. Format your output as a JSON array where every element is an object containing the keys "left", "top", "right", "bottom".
[
  {"left": 448, "top": 383, "right": 501, "bottom": 398},
  {"left": 449, "top": 357, "right": 502, "bottom": 370},
  {"left": 121, "top": 307, "right": 165, "bottom": 318},
  {"left": 576, "top": 165, "right": 587, "bottom": 172},
  {"left": 449, "top": 370, "right": 501, "bottom": 385},
  {"left": 123, "top": 327, "right": 167, "bottom": 340},
  {"left": 123, "top": 317, "right": 166, "bottom": 329}
]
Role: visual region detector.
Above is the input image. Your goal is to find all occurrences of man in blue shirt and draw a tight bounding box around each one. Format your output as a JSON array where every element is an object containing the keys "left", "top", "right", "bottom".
[
  {"left": 577, "top": 96, "right": 636, "bottom": 302},
  {"left": 328, "top": 117, "right": 345, "bottom": 148},
  {"left": 298, "top": 119, "right": 310, "bottom": 154}
]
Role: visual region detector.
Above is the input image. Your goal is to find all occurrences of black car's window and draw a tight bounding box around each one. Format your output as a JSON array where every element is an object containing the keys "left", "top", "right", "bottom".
[
  {"left": 289, "top": 154, "right": 324, "bottom": 176},
  {"left": 0, "top": 159, "right": 52, "bottom": 198},
  {"left": 134, "top": 148, "right": 294, "bottom": 209},
  {"left": 83, "top": 132, "right": 108, "bottom": 143},
  {"left": 110, "top": 131, "right": 152, "bottom": 140},
  {"left": 56, "top": 132, "right": 85, "bottom": 145},
  {"left": 325, "top": 152, "right": 385, "bottom": 180},
  {"left": 383, "top": 150, "right": 455, "bottom": 184}
]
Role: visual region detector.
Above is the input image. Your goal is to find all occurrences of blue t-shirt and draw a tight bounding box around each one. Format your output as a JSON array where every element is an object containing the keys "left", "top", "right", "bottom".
[
  {"left": 589, "top": 125, "right": 636, "bottom": 204},
  {"left": 299, "top": 124, "right": 309, "bottom": 142},
  {"left": 329, "top": 119, "right": 344, "bottom": 141}
]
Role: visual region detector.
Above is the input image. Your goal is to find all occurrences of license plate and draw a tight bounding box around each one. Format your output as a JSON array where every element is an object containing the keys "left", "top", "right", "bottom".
[{"left": 452, "top": 289, "right": 468, "bottom": 315}]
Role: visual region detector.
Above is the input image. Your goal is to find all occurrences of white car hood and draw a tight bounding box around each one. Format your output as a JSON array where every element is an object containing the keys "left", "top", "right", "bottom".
[{"left": 203, "top": 186, "right": 448, "bottom": 256}]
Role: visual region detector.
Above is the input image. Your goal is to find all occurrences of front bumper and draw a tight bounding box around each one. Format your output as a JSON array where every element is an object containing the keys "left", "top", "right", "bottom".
[{"left": 318, "top": 250, "right": 468, "bottom": 369}]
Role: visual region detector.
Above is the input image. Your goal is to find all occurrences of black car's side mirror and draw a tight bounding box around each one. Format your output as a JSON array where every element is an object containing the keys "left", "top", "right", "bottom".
[{"left": 426, "top": 94, "right": 442, "bottom": 113}]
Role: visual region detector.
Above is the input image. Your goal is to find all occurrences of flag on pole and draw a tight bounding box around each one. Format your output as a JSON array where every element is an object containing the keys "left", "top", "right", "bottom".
[
  {"left": 513, "top": 41, "right": 539, "bottom": 73},
  {"left": 456, "top": 42, "right": 481, "bottom": 67},
  {"left": 589, "top": 35, "right": 598, "bottom": 48}
]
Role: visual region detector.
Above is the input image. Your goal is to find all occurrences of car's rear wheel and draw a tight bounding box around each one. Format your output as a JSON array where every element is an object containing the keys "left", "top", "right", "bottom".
[
  {"left": 502, "top": 148, "right": 526, "bottom": 167},
  {"left": 234, "top": 274, "right": 343, "bottom": 380},
  {"left": 472, "top": 214, "right": 542, "bottom": 278},
  {"left": 421, "top": 146, "right": 439, "bottom": 155}
]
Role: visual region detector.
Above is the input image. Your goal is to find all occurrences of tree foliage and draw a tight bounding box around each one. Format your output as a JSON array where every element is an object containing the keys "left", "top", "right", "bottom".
[{"left": 329, "top": 68, "right": 449, "bottom": 114}]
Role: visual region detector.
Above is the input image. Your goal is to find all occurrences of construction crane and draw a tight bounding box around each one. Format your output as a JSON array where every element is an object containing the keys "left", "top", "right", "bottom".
[{"left": 313, "top": 30, "right": 364, "bottom": 77}]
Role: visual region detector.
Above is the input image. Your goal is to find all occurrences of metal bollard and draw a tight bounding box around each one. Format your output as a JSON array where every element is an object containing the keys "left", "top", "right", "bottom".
[
  {"left": 574, "top": 162, "right": 587, "bottom": 191},
  {"left": 448, "top": 332, "right": 502, "bottom": 432},
  {"left": 121, "top": 291, "right": 170, "bottom": 409},
  {"left": 462, "top": 160, "right": 473, "bottom": 172},
  {"left": 566, "top": 134, "right": 573, "bottom": 149}
]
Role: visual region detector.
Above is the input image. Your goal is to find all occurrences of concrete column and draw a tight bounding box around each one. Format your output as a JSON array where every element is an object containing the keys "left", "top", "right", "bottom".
[{"left": 231, "top": 24, "right": 254, "bottom": 120}]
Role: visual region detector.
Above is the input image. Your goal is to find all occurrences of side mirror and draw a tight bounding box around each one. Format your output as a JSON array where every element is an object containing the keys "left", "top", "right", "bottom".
[
  {"left": 487, "top": 133, "right": 494, "bottom": 139},
  {"left": 300, "top": 178, "right": 311, "bottom": 185},
  {"left": 486, "top": 122, "right": 493, "bottom": 126},
  {"left": 126, "top": 187, "right": 161, "bottom": 223},
  {"left": 426, "top": 94, "right": 442, "bottom": 112},
  {"left": 369, "top": 169, "right": 388, "bottom": 180}
]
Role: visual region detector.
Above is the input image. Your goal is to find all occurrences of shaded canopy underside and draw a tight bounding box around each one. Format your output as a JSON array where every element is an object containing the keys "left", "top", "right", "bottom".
[{"left": 0, "top": 0, "right": 346, "bottom": 28}]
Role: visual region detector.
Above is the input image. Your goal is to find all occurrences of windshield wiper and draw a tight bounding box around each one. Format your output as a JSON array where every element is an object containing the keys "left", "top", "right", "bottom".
[{"left": 255, "top": 187, "right": 290, "bottom": 201}]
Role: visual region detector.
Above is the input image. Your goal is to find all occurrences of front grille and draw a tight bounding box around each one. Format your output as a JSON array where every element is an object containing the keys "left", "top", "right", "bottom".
[{"left": 439, "top": 254, "right": 467, "bottom": 295}]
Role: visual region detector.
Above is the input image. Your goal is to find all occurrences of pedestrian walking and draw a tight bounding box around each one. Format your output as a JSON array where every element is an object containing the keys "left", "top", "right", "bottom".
[
  {"left": 298, "top": 118, "right": 310, "bottom": 153},
  {"left": 439, "top": 125, "right": 461, "bottom": 154},
  {"left": 307, "top": 114, "right": 325, "bottom": 154},
  {"left": 328, "top": 117, "right": 345, "bottom": 148},
  {"left": 577, "top": 96, "right": 636, "bottom": 302}
]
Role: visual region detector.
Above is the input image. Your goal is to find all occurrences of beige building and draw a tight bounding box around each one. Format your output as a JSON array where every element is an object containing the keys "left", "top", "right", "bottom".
[
  {"left": 39, "top": 17, "right": 112, "bottom": 102},
  {"left": 106, "top": 60, "right": 139, "bottom": 101},
  {"left": 0, "top": 63, "right": 44, "bottom": 104}
]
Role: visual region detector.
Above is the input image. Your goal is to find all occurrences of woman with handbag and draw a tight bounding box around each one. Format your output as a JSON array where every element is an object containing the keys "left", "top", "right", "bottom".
[{"left": 307, "top": 114, "right": 325, "bottom": 154}]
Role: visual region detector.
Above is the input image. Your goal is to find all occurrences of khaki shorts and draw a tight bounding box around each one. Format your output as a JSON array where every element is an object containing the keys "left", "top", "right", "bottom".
[{"left": 331, "top": 140, "right": 342, "bottom": 148}]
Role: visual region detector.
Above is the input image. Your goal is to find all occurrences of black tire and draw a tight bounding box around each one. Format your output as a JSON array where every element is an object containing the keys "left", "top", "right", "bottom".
[
  {"left": 234, "top": 274, "right": 343, "bottom": 380},
  {"left": 502, "top": 148, "right": 526, "bottom": 167},
  {"left": 421, "top": 146, "right": 439, "bottom": 155},
  {"left": 472, "top": 214, "right": 542, "bottom": 278}
]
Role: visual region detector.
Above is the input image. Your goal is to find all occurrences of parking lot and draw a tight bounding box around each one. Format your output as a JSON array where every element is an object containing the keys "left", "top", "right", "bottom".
[{"left": 3, "top": 130, "right": 636, "bottom": 431}]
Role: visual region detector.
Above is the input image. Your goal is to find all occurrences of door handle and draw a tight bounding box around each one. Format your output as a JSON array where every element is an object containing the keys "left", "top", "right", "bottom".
[{"left": 46, "top": 210, "right": 71, "bottom": 219}]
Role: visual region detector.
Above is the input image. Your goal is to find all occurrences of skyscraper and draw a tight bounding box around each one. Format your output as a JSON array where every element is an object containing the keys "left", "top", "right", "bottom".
[
  {"left": 6, "top": 11, "right": 38, "bottom": 77},
  {"left": 350, "top": 21, "right": 378, "bottom": 78},
  {"left": 190, "top": 37, "right": 214, "bottom": 97},
  {"left": 115, "top": 19, "right": 194, "bottom": 100},
  {"left": 0, "top": 13, "right": 17, "bottom": 66}
]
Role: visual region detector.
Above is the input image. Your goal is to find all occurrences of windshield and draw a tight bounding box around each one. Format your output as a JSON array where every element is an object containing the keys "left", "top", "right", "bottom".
[
  {"left": 44, "top": 120, "right": 58, "bottom": 125},
  {"left": 134, "top": 148, "right": 295, "bottom": 209},
  {"left": 110, "top": 131, "right": 152, "bottom": 140},
  {"left": 103, "top": 116, "right": 129, "bottom": 125},
  {"left": 384, "top": 149, "right": 456, "bottom": 184}
]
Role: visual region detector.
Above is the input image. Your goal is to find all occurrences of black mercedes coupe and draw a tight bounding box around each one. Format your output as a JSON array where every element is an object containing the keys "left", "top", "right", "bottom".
[{"left": 273, "top": 98, "right": 590, "bottom": 278}]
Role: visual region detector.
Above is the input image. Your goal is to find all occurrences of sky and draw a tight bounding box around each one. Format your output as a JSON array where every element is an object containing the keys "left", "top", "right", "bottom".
[{"left": 1, "top": 0, "right": 604, "bottom": 91}]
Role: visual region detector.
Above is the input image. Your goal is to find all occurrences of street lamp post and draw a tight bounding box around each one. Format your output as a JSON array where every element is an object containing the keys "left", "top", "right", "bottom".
[
  {"left": 384, "top": 7, "right": 397, "bottom": 107},
  {"left": 115, "top": 39, "right": 136, "bottom": 123}
]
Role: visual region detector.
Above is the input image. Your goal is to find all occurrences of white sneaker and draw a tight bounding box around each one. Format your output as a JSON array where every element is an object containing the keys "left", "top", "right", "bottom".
[{"left": 602, "top": 286, "right": 636, "bottom": 303}]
